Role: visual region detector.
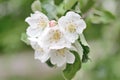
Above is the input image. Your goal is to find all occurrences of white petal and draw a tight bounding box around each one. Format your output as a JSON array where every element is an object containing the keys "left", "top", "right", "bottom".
[
  {"left": 34, "top": 49, "right": 50, "bottom": 63},
  {"left": 28, "top": 37, "right": 38, "bottom": 42},
  {"left": 58, "top": 16, "right": 66, "bottom": 26},
  {"left": 58, "top": 16, "right": 79, "bottom": 43},
  {"left": 29, "top": 38, "right": 50, "bottom": 63},
  {"left": 50, "top": 42, "right": 71, "bottom": 49},
  {"left": 66, "top": 11, "right": 81, "bottom": 20},
  {"left": 25, "top": 16, "right": 40, "bottom": 28},
  {"left": 58, "top": 11, "right": 87, "bottom": 43},
  {"left": 50, "top": 52, "right": 66, "bottom": 67},
  {"left": 37, "top": 28, "right": 51, "bottom": 48},
  {"left": 39, "top": 26, "right": 71, "bottom": 49},
  {"left": 40, "top": 52, "right": 50, "bottom": 63},
  {"left": 26, "top": 27, "right": 42, "bottom": 37},
  {"left": 65, "top": 52, "right": 75, "bottom": 64},
  {"left": 34, "top": 11, "right": 48, "bottom": 20},
  {"left": 29, "top": 38, "right": 39, "bottom": 50},
  {"left": 34, "top": 50, "right": 44, "bottom": 60},
  {"left": 75, "top": 20, "right": 86, "bottom": 34},
  {"left": 25, "top": 11, "right": 49, "bottom": 28},
  {"left": 64, "top": 32, "right": 78, "bottom": 43}
]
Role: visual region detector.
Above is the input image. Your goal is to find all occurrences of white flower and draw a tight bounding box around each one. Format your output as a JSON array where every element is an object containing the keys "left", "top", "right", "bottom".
[
  {"left": 38, "top": 26, "right": 71, "bottom": 49},
  {"left": 29, "top": 37, "right": 75, "bottom": 67},
  {"left": 24, "top": 11, "right": 86, "bottom": 67},
  {"left": 28, "top": 37, "right": 50, "bottom": 63},
  {"left": 49, "top": 48, "right": 75, "bottom": 67},
  {"left": 58, "top": 11, "right": 86, "bottom": 43},
  {"left": 25, "top": 11, "right": 49, "bottom": 37}
]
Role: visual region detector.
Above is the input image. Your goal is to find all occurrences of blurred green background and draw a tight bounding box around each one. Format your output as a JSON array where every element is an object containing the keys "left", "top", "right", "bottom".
[{"left": 0, "top": 0, "right": 120, "bottom": 80}]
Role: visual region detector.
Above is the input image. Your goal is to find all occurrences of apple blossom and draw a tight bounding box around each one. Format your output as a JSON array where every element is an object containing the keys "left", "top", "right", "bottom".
[
  {"left": 25, "top": 11, "right": 49, "bottom": 37},
  {"left": 28, "top": 38, "right": 50, "bottom": 63},
  {"left": 49, "top": 48, "right": 75, "bottom": 67},
  {"left": 58, "top": 11, "right": 86, "bottom": 43},
  {"left": 38, "top": 25, "right": 71, "bottom": 50}
]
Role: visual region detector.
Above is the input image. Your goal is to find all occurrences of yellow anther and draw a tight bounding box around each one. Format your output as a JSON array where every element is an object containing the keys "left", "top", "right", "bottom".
[
  {"left": 38, "top": 47, "right": 44, "bottom": 52},
  {"left": 39, "top": 20, "right": 47, "bottom": 28},
  {"left": 52, "top": 30, "right": 61, "bottom": 41},
  {"left": 57, "top": 49, "right": 65, "bottom": 56},
  {"left": 67, "top": 24, "right": 76, "bottom": 33}
]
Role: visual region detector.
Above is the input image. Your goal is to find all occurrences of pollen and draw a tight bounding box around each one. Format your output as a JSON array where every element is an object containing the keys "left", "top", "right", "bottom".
[
  {"left": 38, "top": 47, "right": 44, "bottom": 52},
  {"left": 52, "top": 30, "right": 61, "bottom": 41},
  {"left": 38, "top": 20, "right": 47, "bottom": 28},
  {"left": 57, "top": 49, "right": 65, "bottom": 56},
  {"left": 67, "top": 24, "right": 76, "bottom": 33}
]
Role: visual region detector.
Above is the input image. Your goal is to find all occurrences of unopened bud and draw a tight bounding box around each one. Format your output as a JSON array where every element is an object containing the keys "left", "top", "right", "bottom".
[{"left": 49, "top": 20, "right": 57, "bottom": 27}]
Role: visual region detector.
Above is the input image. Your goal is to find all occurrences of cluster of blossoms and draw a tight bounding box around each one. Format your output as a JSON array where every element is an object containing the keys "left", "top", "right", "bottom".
[{"left": 25, "top": 11, "right": 86, "bottom": 67}]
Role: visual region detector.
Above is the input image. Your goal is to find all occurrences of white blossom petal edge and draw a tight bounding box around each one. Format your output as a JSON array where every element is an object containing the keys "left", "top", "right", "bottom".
[
  {"left": 58, "top": 11, "right": 86, "bottom": 43},
  {"left": 38, "top": 26, "right": 71, "bottom": 50},
  {"left": 50, "top": 48, "right": 75, "bottom": 67},
  {"left": 25, "top": 11, "right": 49, "bottom": 37},
  {"left": 24, "top": 11, "right": 86, "bottom": 67},
  {"left": 29, "top": 38, "right": 50, "bottom": 63}
]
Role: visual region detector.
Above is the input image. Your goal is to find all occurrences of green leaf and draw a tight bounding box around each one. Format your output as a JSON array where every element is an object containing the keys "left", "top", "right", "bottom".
[
  {"left": 56, "top": 3, "right": 66, "bottom": 17},
  {"left": 46, "top": 59, "right": 54, "bottom": 67},
  {"left": 79, "top": 34, "right": 90, "bottom": 63},
  {"left": 31, "top": 0, "right": 42, "bottom": 12},
  {"left": 78, "top": 0, "right": 84, "bottom": 9},
  {"left": 80, "top": 0, "right": 95, "bottom": 13},
  {"left": 43, "top": 3, "right": 58, "bottom": 20},
  {"left": 54, "top": 0, "right": 63, "bottom": 5},
  {"left": 21, "top": 33, "right": 30, "bottom": 45},
  {"left": 64, "top": 0, "right": 78, "bottom": 10},
  {"left": 63, "top": 50, "right": 81, "bottom": 80},
  {"left": 90, "top": 10, "right": 116, "bottom": 24},
  {"left": 40, "top": 0, "right": 58, "bottom": 20},
  {"left": 100, "top": 10, "right": 116, "bottom": 23},
  {"left": 89, "top": 15, "right": 102, "bottom": 24}
]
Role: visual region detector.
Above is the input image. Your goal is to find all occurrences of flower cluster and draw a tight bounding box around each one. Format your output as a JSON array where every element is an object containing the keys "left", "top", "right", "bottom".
[{"left": 25, "top": 11, "right": 86, "bottom": 67}]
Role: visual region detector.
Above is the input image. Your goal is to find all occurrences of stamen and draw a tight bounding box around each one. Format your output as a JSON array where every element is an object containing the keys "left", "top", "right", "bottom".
[
  {"left": 57, "top": 49, "right": 65, "bottom": 56},
  {"left": 52, "top": 30, "right": 61, "bottom": 41},
  {"left": 67, "top": 24, "right": 76, "bottom": 33},
  {"left": 38, "top": 47, "right": 44, "bottom": 52},
  {"left": 38, "top": 20, "right": 47, "bottom": 28}
]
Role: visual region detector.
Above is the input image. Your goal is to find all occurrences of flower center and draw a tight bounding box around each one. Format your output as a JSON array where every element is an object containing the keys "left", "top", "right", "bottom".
[
  {"left": 67, "top": 24, "right": 76, "bottom": 33},
  {"left": 38, "top": 20, "right": 47, "bottom": 28},
  {"left": 57, "top": 49, "right": 65, "bottom": 56},
  {"left": 52, "top": 30, "right": 61, "bottom": 41},
  {"left": 37, "top": 47, "right": 44, "bottom": 52}
]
